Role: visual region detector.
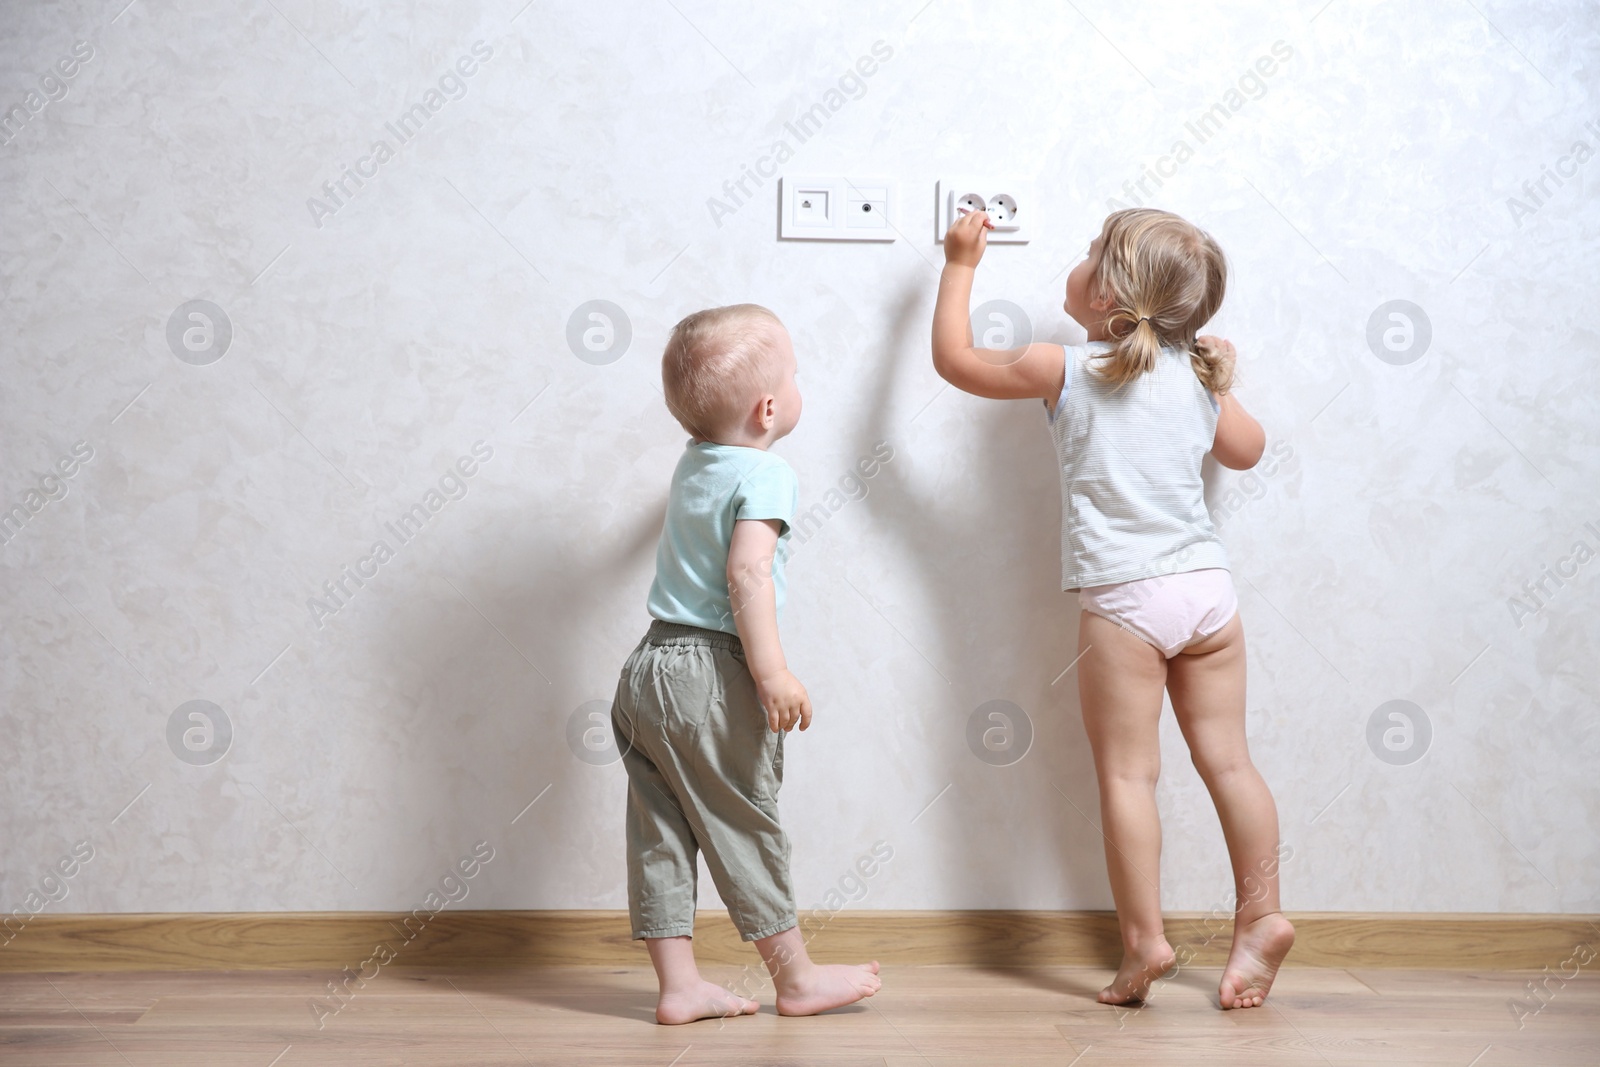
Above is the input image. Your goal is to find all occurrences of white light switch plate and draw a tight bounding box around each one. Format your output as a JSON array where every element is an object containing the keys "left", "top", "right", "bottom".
[
  {"left": 780, "top": 175, "right": 897, "bottom": 241},
  {"left": 935, "top": 179, "right": 1034, "bottom": 244}
]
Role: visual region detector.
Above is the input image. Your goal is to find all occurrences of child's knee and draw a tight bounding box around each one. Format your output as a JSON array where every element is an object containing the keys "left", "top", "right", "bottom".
[
  {"left": 1190, "top": 748, "right": 1251, "bottom": 784},
  {"left": 1100, "top": 763, "right": 1161, "bottom": 791}
]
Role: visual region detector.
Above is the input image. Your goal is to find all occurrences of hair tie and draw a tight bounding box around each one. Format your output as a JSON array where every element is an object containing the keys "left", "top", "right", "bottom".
[{"left": 1137, "top": 316, "right": 1153, "bottom": 326}]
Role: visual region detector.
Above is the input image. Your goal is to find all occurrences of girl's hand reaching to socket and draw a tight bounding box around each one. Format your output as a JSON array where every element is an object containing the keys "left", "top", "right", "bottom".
[
  {"left": 943, "top": 209, "right": 994, "bottom": 269},
  {"left": 757, "top": 668, "right": 812, "bottom": 733}
]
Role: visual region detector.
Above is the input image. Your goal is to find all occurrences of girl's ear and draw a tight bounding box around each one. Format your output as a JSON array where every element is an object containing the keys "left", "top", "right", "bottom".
[{"left": 1089, "top": 280, "right": 1114, "bottom": 313}]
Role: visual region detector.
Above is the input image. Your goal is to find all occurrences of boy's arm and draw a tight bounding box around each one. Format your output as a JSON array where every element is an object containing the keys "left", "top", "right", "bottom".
[
  {"left": 933, "top": 212, "right": 1065, "bottom": 404},
  {"left": 727, "top": 518, "right": 811, "bottom": 733}
]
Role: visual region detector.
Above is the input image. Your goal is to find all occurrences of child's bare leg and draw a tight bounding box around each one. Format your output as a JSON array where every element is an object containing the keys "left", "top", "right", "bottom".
[
  {"left": 1168, "top": 613, "right": 1295, "bottom": 1010},
  {"left": 754, "top": 926, "right": 880, "bottom": 1016},
  {"left": 1077, "top": 611, "right": 1176, "bottom": 1004},
  {"left": 645, "top": 936, "right": 759, "bottom": 1024}
]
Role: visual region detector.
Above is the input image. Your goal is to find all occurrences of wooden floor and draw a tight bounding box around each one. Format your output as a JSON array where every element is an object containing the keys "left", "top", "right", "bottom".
[{"left": 2, "top": 963, "right": 1595, "bottom": 1066}]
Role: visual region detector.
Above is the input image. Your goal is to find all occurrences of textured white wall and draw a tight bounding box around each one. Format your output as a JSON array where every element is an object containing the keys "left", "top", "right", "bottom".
[{"left": 2, "top": 0, "right": 1596, "bottom": 925}]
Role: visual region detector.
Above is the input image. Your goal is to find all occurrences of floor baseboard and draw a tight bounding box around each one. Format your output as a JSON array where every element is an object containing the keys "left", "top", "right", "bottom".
[{"left": 4, "top": 910, "right": 1596, "bottom": 972}]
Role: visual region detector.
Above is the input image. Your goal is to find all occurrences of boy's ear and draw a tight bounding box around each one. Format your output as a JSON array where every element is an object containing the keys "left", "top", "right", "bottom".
[{"left": 757, "top": 394, "right": 776, "bottom": 430}]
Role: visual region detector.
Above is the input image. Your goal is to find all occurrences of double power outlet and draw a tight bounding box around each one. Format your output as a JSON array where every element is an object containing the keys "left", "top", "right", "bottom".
[
  {"left": 934, "top": 179, "right": 1034, "bottom": 245},
  {"left": 778, "top": 175, "right": 1033, "bottom": 244}
]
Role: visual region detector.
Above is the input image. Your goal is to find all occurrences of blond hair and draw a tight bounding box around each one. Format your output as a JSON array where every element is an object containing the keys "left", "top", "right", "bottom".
[
  {"left": 661, "top": 304, "right": 785, "bottom": 440},
  {"left": 1088, "top": 208, "right": 1233, "bottom": 394}
]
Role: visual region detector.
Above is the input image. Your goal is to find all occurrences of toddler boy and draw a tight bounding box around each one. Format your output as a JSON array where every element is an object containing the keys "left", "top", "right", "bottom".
[{"left": 610, "top": 303, "right": 882, "bottom": 1024}]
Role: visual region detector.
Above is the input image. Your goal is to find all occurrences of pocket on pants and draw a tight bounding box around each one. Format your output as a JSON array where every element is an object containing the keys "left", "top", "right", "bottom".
[
  {"left": 700, "top": 646, "right": 779, "bottom": 804},
  {"left": 765, "top": 731, "right": 785, "bottom": 801}
]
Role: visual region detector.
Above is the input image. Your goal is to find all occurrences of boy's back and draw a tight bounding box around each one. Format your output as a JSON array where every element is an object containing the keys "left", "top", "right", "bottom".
[{"left": 648, "top": 442, "right": 797, "bottom": 635}]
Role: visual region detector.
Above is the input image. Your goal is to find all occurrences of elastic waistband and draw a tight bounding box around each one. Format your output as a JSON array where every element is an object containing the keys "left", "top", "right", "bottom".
[{"left": 643, "top": 619, "right": 743, "bottom": 651}]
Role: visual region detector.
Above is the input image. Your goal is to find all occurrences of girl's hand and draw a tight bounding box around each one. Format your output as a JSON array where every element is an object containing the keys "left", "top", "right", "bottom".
[
  {"left": 1197, "top": 334, "right": 1236, "bottom": 382},
  {"left": 943, "top": 209, "right": 993, "bottom": 269},
  {"left": 1203, "top": 337, "right": 1235, "bottom": 371}
]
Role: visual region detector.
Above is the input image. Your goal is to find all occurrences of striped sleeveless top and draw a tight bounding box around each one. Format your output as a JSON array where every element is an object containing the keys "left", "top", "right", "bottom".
[{"left": 1047, "top": 342, "right": 1228, "bottom": 590}]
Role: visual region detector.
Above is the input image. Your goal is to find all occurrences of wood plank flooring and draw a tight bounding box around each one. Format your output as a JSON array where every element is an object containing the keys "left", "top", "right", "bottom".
[{"left": 1, "top": 963, "right": 1595, "bottom": 1066}]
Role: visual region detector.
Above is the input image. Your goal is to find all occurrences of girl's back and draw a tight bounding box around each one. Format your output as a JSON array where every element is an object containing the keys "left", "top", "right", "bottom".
[{"left": 1050, "top": 341, "right": 1227, "bottom": 590}]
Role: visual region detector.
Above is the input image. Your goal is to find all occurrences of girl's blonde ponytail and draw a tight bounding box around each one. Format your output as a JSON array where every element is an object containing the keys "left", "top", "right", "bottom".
[
  {"left": 1095, "top": 308, "right": 1163, "bottom": 390},
  {"left": 1088, "top": 209, "right": 1231, "bottom": 394}
]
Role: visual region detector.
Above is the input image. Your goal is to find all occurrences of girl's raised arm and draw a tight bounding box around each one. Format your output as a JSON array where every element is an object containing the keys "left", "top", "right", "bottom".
[{"left": 933, "top": 211, "right": 1065, "bottom": 404}]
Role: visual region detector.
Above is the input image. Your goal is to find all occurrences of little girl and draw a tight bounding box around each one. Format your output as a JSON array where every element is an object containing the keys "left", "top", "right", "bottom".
[{"left": 931, "top": 207, "right": 1294, "bottom": 1010}]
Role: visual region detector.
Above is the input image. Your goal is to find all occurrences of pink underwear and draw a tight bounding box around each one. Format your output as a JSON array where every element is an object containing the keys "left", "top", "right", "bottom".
[{"left": 1078, "top": 568, "right": 1239, "bottom": 658}]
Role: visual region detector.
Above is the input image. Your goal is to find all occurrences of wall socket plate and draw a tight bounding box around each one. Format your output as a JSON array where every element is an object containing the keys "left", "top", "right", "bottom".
[
  {"left": 935, "top": 179, "right": 1034, "bottom": 244},
  {"left": 779, "top": 175, "right": 897, "bottom": 241}
]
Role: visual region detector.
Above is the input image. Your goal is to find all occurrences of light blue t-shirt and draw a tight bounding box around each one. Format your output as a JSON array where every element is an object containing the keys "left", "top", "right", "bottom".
[{"left": 647, "top": 441, "right": 799, "bottom": 635}]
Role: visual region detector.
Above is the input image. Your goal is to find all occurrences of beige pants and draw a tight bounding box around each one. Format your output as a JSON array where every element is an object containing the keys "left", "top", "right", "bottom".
[{"left": 610, "top": 620, "right": 796, "bottom": 941}]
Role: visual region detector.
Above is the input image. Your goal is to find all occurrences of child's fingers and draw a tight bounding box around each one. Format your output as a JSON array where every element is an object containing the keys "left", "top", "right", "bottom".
[
  {"left": 798, "top": 697, "right": 813, "bottom": 732},
  {"left": 768, "top": 705, "right": 782, "bottom": 733}
]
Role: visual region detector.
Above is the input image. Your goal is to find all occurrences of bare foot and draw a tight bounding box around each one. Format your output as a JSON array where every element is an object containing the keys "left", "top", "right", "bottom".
[
  {"left": 1219, "top": 912, "right": 1295, "bottom": 1009},
  {"left": 1097, "top": 939, "right": 1176, "bottom": 1005},
  {"left": 774, "top": 961, "right": 882, "bottom": 1016},
  {"left": 655, "top": 980, "right": 759, "bottom": 1025}
]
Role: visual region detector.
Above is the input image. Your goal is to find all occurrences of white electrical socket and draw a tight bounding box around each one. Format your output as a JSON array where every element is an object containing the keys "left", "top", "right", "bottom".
[
  {"left": 780, "top": 175, "right": 897, "bottom": 241},
  {"left": 935, "top": 179, "right": 1034, "bottom": 244}
]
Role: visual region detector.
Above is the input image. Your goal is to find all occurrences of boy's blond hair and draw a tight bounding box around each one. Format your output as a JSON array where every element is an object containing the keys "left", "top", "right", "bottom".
[
  {"left": 1089, "top": 208, "right": 1234, "bottom": 395},
  {"left": 662, "top": 304, "right": 785, "bottom": 440}
]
